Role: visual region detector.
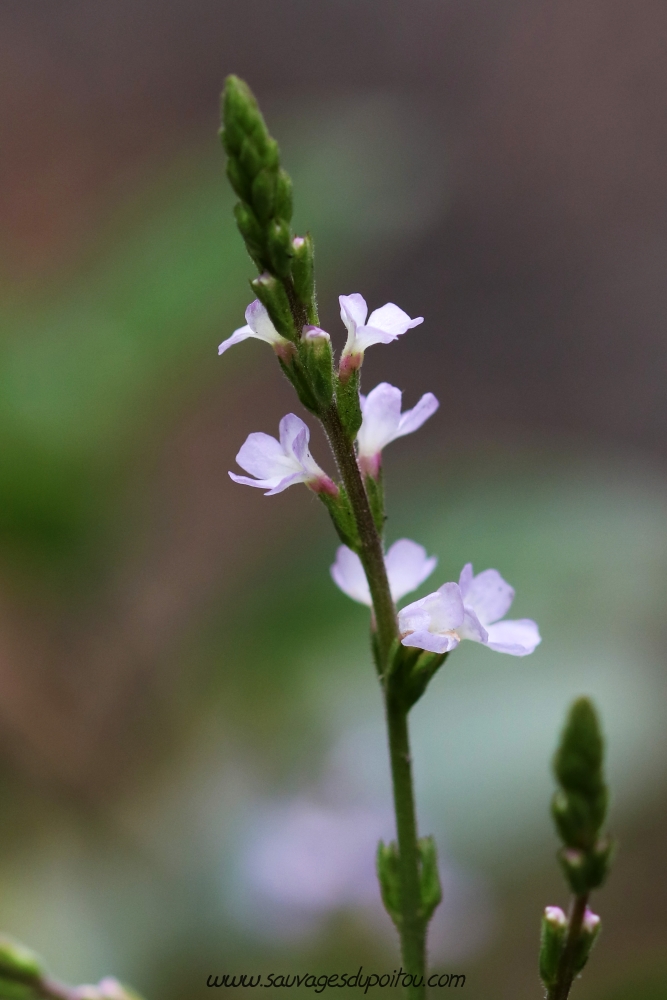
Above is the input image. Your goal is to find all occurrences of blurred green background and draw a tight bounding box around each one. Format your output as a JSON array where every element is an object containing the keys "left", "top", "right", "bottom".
[{"left": 1, "top": 2, "right": 667, "bottom": 997}]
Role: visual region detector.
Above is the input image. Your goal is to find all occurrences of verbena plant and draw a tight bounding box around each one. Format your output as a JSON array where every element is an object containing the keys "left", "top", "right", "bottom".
[{"left": 0, "top": 77, "right": 613, "bottom": 1000}]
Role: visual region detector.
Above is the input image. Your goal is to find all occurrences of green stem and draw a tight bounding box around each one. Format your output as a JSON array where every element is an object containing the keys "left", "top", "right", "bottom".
[
  {"left": 548, "top": 893, "right": 589, "bottom": 1000},
  {"left": 321, "top": 405, "right": 397, "bottom": 664},
  {"left": 320, "top": 404, "right": 426, "bottom": 999},
  {"left": 386, "top": 695, "right": 427, "bottom": 998}
]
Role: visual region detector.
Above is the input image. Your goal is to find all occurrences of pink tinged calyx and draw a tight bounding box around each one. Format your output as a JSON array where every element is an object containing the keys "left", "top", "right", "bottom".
[
  {"left": 356, "top": 382, "right": 439, "bottom": 478},
  {"left": 218, "top": 299, "right": 294, "bottom": 360},
  {"left": 229, "top": 413, "right": 336, "bottom": 496}
]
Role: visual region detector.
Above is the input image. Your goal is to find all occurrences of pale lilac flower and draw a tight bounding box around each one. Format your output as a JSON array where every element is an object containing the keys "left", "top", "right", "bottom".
[
  {"left": 230, "top": 413, "right": 337, "bottom": 496},
  {"left": 331, "top": 539, "right": 437, "bottom": 606},
  {"left": 357, "top": 382, "right": 439, "bottom": 477},
  {"left": 398, "top": 563, "right": 541, "bottom": 656},
  {"left": 218, "top": 300, "right": 294, "bottom": 360},
  {"left": 338, "top": 293, "right": 423, "bottom": 377}
]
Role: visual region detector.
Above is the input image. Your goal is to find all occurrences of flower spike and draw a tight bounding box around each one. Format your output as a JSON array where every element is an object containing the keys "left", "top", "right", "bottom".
[
  {"left": 331, "top": 539, "right": 438, "bottom": 606},
  {"left": 229, "top": 413, "right": 337, "bottom": 496},
  {"left": 398, "top": 563, "right": 541, "bottom": 656},
  {"left": 218, "top": 299, "right": 294, "bottom": 361},
  {"left": 357, "top": 383, "right": 439, "bottom": 477},
  {"left": 338, "top": 294, "right": 423, "bottom": 379}
]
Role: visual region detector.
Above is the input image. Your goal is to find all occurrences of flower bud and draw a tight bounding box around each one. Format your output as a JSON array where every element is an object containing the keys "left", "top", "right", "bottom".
[
  {"left": 573, "top": 908, "right": 601, "bottom": 974},
  {"left": 539, "top": 906, "right": 568, "bottom": 989},
  {"left": 300, "top": 326, "right": 333, "bottom": 409},
  {"left": 552, "top": 698, "right": 609, "bottom": 864},
  {"left": 292, "top": 234, "right": 316, "bottom": 314}
]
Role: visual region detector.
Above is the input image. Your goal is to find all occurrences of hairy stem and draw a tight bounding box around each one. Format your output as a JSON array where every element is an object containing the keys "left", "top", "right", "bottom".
[
  {"left": 321, "top": 404, "right": 426, "bottom": 997},
  {"left": 548, "top": 893, "right": 590, "bottom": 1000},
  {"left": 321, "top": 405, "right": 397, "bottom": 661},
  {"left": 385, "top": 695, "right": 427, "bottom": 998}
]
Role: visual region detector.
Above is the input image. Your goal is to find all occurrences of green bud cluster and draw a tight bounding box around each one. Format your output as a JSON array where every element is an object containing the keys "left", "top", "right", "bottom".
[
  {"left": 221, "top": 77, "right": 333, "bottom": 416},
  {"left": 221, "top": 77, "right": 293, "bottom": 277},
  {"left": 552, "top": 697, "right": 613, "bottom": 893},
  {"left": 221, "top": 77, "right": 317, "bottom": 322},
  {"left": 539, "top": 699, "right": 613, "bottom": 998},
  {"left": 377, "top": 835, "right": 442, "bottom": 932}
]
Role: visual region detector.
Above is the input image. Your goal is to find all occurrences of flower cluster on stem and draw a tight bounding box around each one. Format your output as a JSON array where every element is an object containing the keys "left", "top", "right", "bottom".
[{"left": 219, "top": 74, "right": 543, "bottom": 999}]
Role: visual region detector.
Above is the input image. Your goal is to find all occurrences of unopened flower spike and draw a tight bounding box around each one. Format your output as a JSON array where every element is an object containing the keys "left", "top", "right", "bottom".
[
  {"left": 229, "top": 413, "right": 337, "bottom": 496},
  {"left": 338, "top": 293, "right": 423, "bottom": 380},
  {"left": 331, "top": 539, "right": 437, "bottom": 605},
  {"left": 357, "top": 382, "right": 439, "bottom": 478},
  {"left": 218, "top": 299, "right": 294, "bottom": 361},
  {"left": 398, "top": 563, "right": 541, "bottom": 655}
]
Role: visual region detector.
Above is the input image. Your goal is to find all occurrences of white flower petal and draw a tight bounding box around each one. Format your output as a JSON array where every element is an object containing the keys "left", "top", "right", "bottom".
[
  {"left": 395, "top": 392, "right": 440, "bottom": 438},
  {"left": 218, "top": 325, "right": 255, "bottom": 355},
  {"left": 229, "top": 471, "right": 305, "bottom": 495},
  {"left": 235, "top": 432, "right": 298, "bottom": 480},
  {"left": 459, "top": 566, "right": 515, "bottom": 625},
  {"left": 353, "top": 325, "right": 401, "bottom": 351},
  {"left": 399, "top": 582, "right": 464, "bottom": 636},
  {"left": 218, "top": 301, "right": 289, "bottom": 355},
  {"left": 400, "top": 630, "right": 458, "bottom": 654},
  {"left": 457, "top": 607, "right": 489, "bottom": 644},
  {"left": 339, "top": 293, "right": 368, "bottom": 336},
  {"left": 230, "top": 415, "right": 329, "bottom": 496},
  {"left": 385, "top": 539, "right": 437, "bottom": 601},
  {"left": 330, "top": 547, "right": 371, "bottom": 605},
  {"left": 484, "top": 618, "right": 542, "bottom": 656},
  {"left": 366, "top": 302, "right": 424, "bottom": 338},
  {"left": 279, "top": 413, "right": 310, "bottom": 462},
  {"left": 246, "top": 299, "right": 280, "bottom": 340},
  {"left": 357, "top": 383, "right": 402, "bottom": 458},
  {"left": 430, "top": 582, "right": 466, "bottom": 632}
]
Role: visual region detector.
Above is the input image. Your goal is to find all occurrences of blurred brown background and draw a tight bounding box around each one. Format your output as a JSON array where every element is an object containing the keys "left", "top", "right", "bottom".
[{"left": 1, "top": 2, "right": 667, "bottom": 997}]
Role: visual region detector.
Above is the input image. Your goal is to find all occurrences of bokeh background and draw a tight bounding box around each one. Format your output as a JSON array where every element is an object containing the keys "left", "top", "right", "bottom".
[{"left": 2, "top": 2, "right": 667, "bottom": 997}]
